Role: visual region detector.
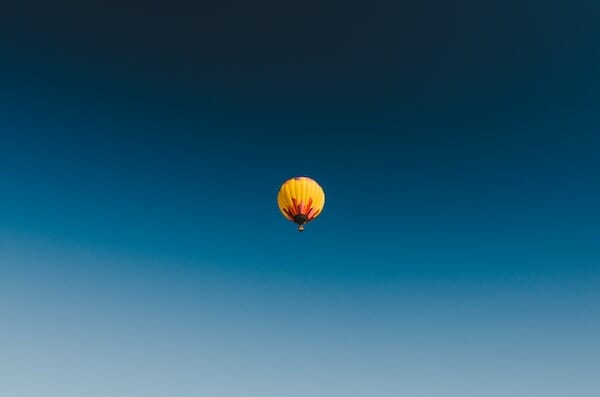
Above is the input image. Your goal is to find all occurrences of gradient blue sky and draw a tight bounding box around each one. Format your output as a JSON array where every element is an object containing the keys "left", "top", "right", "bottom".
[{"left": 1, "top": 2, "right": 600, "bottom": 396}]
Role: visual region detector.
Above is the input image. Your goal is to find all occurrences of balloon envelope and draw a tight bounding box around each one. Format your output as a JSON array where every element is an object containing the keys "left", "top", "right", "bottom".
[{"left": 277, "top": 176, "right": 325, "bottom": 231}]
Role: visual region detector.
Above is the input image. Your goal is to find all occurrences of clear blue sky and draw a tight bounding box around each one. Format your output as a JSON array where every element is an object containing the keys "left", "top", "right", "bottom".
[{"left": 1, "top": 2, "right": 600, "bottom": 396}]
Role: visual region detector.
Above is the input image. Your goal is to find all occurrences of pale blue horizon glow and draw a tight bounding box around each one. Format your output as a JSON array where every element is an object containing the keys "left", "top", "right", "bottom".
[{"left": 2, "top": 234, "right": 599, "bottom": 397}]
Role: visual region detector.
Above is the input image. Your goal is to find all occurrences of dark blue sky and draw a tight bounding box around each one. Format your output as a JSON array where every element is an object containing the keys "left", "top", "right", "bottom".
[{"left": 1, "top": 2, "right": 600, "bottom": 396}]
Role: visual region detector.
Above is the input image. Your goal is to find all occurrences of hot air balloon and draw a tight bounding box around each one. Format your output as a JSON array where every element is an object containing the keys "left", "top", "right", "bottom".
[{"left": 277, "top": 176, "right": 325, "bottom": 232}]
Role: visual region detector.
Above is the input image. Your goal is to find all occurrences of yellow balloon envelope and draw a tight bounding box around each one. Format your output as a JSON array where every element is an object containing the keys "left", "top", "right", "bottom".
[{"left": 277, "top": 176, "right": 325, "bottom": 232}]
